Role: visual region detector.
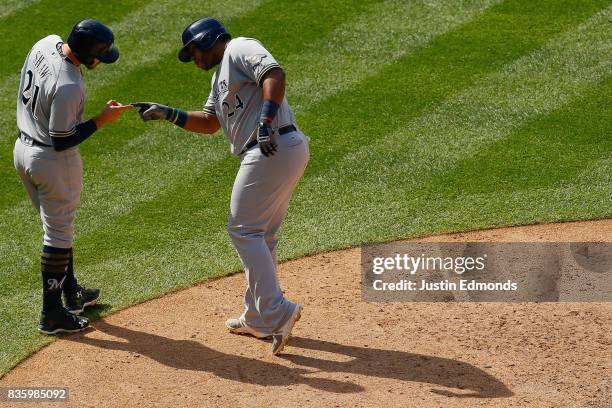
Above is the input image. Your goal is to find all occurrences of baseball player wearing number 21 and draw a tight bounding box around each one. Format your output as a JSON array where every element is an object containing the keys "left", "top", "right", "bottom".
[
  {"left": 14, "top": 20, "right": 132, "bottom": 334},
  {"left": 133, "top": 18, "right": 309, "bottom": 355}
]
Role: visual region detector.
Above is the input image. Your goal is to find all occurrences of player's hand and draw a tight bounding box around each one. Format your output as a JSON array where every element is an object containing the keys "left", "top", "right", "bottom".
[
  {"left": 257, "top": 121, "right": 277, "bottom": 157},
  {"left": 95, "top": 100, "right": 133, "bottom": 128},
  {"left": 131, "top": 102, "right": 173, "bottom": 121}
]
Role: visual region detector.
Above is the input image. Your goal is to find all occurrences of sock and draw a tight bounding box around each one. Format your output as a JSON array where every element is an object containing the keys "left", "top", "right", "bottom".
[
  {"left": 63, "top": 249, "right": 79, "bottom": 295},
  {"left": 41, "top": 246, "right": 70, "bottom": 312}
]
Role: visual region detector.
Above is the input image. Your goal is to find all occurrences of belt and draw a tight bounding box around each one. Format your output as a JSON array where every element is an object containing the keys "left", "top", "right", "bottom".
[
  {"left": 241, "top": 124, "right": 297, "bottom": 154},
  {"left": 18, "top": 132, "right": 51, "bottom": 148}
]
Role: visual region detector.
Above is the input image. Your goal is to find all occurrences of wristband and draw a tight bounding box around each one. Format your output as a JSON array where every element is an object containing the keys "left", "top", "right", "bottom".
[
  {"left": 260, "top": 99, "right": 279, "bottom": 123},
  {"left": 168, "top": 108, "right": 188, "bottom": 128}
]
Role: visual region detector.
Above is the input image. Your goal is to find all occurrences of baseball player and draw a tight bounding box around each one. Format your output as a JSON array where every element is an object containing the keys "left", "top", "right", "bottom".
[
  {"left": 133, "top": 17, "right": 309, "bottom": 354},
  {"left": 14, "top": 19, "right": 132, "bottom": 334}
]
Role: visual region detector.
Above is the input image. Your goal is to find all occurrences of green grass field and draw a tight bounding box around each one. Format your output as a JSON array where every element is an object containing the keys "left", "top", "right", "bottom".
[{"left": 0, "top": 0, "right": 610, "bottom": 376}]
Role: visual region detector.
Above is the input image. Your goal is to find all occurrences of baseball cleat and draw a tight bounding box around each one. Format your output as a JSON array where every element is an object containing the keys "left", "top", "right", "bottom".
[
  {"left": 225, "top": 317, "right": 271, "bottom": 339},
  {"left": 38, "top": 308, "right": 90, "bottom": 335},
  {"left": 271, "top": 304, "right": 302, "bottom": 355},
  {"left": 65, "top": 286, "right": 101, "bottom": 315}
]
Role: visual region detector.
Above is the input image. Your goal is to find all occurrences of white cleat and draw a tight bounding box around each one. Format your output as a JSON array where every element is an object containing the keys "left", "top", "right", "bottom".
[
  {"left": 271, "top": 305, "right": 302, "bottom": 355},
  {"left": 225, "top": 317, "right": 271, "bottom": 339}
]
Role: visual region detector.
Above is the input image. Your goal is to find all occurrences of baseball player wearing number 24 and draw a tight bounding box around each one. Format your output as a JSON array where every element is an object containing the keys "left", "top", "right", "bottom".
[
  {"left": 132, "top": 18, "right": 309, "bottom": 355},
  {"left": 14, "top": 19, "right": 132, "bottom": 334}
]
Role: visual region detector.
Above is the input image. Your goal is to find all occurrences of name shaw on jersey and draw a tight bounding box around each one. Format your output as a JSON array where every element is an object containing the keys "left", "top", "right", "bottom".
[{"left": 33, "top": 51, "right": 51, "bottom": 79}]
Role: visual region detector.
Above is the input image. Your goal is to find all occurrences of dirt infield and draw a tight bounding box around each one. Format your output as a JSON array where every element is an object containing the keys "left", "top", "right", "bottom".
[{"left": 1, "top": 220, "right": 610, "bottom": 407}]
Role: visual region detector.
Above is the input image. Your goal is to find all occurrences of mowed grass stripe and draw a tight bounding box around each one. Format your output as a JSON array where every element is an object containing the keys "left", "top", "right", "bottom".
[
  {"left": 402, "top": 152, "right": 612, "bottom": 238},
  {"left": 82, "top": 0, "right": 266, "bottom": 90},
  {"left": 0, "top": 0, "right": 146, "bottom": 81},
  {"left": 223, "top": 0, "right": 384, "bottom": 62},
  {"left": 372, "top": 79, "right": 611, "bottom": 239},
  {"left": 0, "top": 0, "right": 40, "bottom": 20},
  {"left": 326, "top": 4, "right": 612, "bottom": 187},
  {"left": 298, "top": 0, "right": 610, "bottom": 178},
  {"left": 0, "top": 290, "right": 42, "bottom": 375},
  {"left": 283, "top": 7, "right": 611, "bottom": 250},
  {"left": 280, "top": 0, "right": 503, "bottom": 111},
  {"left": 359, "top": 154, "right": 612, "bottom": 243},
  {"left": 428, "top": 78, "right": 612, "bottom": 197}
]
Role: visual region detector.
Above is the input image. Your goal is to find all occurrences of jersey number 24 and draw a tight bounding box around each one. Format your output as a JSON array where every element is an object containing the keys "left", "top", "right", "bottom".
[{"left": 222, "top": 94, "right": 244, "bottom": 119}]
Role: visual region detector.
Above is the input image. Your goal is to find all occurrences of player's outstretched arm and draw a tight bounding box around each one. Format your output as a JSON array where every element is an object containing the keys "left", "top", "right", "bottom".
[
  {"left": 183, "top": 111, "right": 221, "bottom": 134},
  {"left": 51, "top": 100, "right": 132, "bottom": 151},
  {"left": 131, "top": 102, "right": 220, "bottom": 134}
]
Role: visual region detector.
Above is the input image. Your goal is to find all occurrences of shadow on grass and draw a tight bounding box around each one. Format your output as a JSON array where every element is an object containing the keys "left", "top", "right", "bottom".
[
  {"left": 68, "top": 320, "right": 511, "bottom": 398},
  {"left": 82, "top": 303, "right": 113, "bottom": 320}
]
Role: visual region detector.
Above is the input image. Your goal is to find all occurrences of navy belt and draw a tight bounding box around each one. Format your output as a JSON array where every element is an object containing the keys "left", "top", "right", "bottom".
[{"left": 241, "top": 124, "right": 297, "bottom": 154}]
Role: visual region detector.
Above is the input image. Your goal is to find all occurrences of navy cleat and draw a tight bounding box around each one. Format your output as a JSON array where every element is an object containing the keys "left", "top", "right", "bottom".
[
  {"left": 65, "top": 286, "right": 101, "bottom": 315},
  {"left": 39, "top": 308, "right": 89, "bottom": 334}
]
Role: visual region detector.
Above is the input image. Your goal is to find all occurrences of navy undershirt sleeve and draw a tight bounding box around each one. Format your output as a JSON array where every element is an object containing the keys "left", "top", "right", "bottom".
[{"left": 50, "top": 119, "right": 97, "bottom": 151}]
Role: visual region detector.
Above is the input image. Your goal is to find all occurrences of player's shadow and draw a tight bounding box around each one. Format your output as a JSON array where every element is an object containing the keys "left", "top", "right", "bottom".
[
  {"left": 69, "top": 320, "right": 511, "bottom": 397},
  {"left": 69, "top": 320, "right": 361, "bottom": 393},
  {"left": 285, "top": 337, "right": 513, "bottom": 398}
]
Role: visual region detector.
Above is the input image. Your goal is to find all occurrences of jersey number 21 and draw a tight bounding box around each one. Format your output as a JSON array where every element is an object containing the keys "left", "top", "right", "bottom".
[{"left": 21, "top": 70, "right": 40, "bottom": 119}]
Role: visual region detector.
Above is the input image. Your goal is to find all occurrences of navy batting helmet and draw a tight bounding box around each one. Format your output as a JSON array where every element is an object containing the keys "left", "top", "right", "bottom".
[
  {"left": 67, "top": 19, "right": 119, "bottom": 66},
  {"left": 178, "top": 18, "right": 231, "bottom": 63}
]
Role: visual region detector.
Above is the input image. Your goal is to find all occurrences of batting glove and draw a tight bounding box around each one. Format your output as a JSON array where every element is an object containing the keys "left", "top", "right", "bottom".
[
  {"left": 131, "top": 102, "right": 174, "bottom": 121},
  {"left": 257, "top": 121, "right": 278, "bottom": 157}
]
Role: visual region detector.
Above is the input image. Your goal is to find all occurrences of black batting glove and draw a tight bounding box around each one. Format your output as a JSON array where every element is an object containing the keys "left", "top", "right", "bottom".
[
  {"left": 257, "top": 121, "right": 277, "bottom": 157},
  {"left": 130, "top": 102, "right": 174, "bottom": 121}
]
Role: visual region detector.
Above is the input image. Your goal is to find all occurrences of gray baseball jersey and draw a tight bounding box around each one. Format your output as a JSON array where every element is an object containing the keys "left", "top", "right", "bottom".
[
  {"left": 203, "top": 37, "right": 297, "bottom": 155},
  {"left": 204, "top": 36, "right": 310, "bottom": 333},
  {"left": 17, "top": 35, "right": 86, "bottom": 146},
  {"left": 14, "top": 35, "right": 85, "bottom": 249}
]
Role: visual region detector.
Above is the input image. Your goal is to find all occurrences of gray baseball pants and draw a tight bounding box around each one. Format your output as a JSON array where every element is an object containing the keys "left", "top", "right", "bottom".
[
  {"left": 228, "top": 130, "right": 309, "bottom": 334},
  {"left": 13, "top": 138, "right": 82, "bottom": 249}
]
